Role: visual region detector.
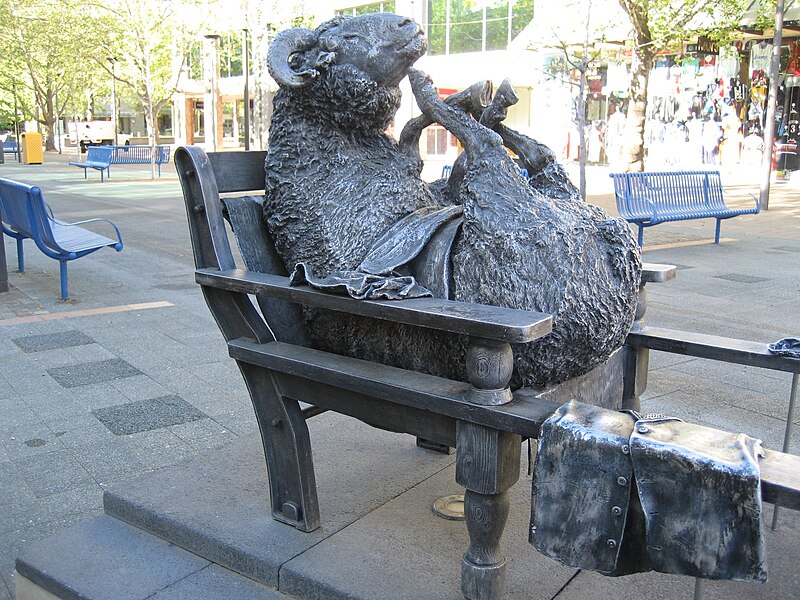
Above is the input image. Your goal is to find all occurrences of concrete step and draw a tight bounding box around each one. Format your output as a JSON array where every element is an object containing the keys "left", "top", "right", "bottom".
[{"left": 15, "top": 514, "right": 292, "bottom": 600}]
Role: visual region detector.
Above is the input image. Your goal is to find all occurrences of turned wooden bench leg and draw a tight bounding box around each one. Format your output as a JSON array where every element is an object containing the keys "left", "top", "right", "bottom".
[
  {"left": 457, "top": 422, "right": 521, "bottom": 600},
  {"left": 457, "top": 337, "right": 520, "bottom": 599}
]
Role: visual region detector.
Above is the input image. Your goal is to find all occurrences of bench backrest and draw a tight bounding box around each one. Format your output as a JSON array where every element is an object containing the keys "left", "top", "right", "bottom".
[
  {"left": 175, "top": 146, "right": 308, "bottom": 346},
  {"left": 110, "top": 145, "right": 170, "bottom": 164},
  {"left": 0, "top": 178, "right": 58, "bottom": 249},
  {"left": 2, "top": 138, "right": 17, "bottom": 151},
  {"left": 86, "top": 146, "right": 113, "bottom": 164},
  {"left": 610, "top": 171, "right": 727, "bottom": 217}
]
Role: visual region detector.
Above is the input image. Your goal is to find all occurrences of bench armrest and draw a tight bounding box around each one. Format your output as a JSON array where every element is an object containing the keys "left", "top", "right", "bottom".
[{"left": 195, "top": 268, "right": 553, "bottom": 344}]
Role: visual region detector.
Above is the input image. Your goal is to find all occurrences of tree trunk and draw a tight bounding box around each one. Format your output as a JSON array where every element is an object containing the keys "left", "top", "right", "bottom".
[
  {"left": 619, "top": 0, "right": 654, "bottom": 173},
  {"left": 623, "top": 45, "right": 654, "bottom": 172},
  {"left": 143, "top": 91, "right": 157, "bottom": 180}
]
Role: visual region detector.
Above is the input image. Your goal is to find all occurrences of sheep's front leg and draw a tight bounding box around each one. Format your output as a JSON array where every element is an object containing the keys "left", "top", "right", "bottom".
[
  {"left": 407, "top": 68, "right": 505, "bottom": 162},
  {"left": 398, "top": 79, "right": 493, "bottom": 160}
]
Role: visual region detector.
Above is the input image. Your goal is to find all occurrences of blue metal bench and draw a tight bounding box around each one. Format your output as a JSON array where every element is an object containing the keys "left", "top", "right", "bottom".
[
  {"left": 68, "top": 146, "right": 113, "bottom": 182},
  {"left": 109, "top": 145, "right": 171, "bottom": 176},
  {"left": 3, "top": 137, "right": 18, "bottom": 154},
  {"left": 610, "top": 171, "right": 760, "bottom": 246},
  {"left": 0, "top": 177, "right": 123, "bottom": 299}
]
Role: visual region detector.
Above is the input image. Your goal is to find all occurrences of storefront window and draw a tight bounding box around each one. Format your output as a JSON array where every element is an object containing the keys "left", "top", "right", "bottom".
[
  {"left": 427, "top": 0, "right": 533, "bottom": 56},
  {"left": 426, "top": 125, "right": 457, "bottom": 156}
]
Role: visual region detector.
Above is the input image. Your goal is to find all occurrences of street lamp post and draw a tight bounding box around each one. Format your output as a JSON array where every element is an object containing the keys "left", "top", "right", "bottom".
[
  {"left": 12, "top": 78, "right": 21, "bottom": 162},
  {"left": 242, "top": 28, "right": 251, "bottom": 151},
  {"left": 108, "top": 57, "right": 118, "bottom": 146}
]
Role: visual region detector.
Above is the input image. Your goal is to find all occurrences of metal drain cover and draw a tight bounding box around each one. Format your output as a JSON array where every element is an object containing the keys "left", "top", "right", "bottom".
[{"left": 432, "top": 494, "right": 465, "bottom": 520}]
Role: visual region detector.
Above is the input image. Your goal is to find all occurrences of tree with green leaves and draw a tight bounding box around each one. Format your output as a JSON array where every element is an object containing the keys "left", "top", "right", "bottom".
[
  {"left": 0, "top": 0, "right": 104, "bottom": 150},
  {"left": 92, "top": 0, "right": 203, "bottom": 176},
  {"left": 618, "top": 0, "right": 747, "bottom": 171}
]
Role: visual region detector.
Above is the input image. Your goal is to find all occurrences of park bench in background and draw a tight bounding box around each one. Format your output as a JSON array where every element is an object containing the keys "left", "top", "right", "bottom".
[
  {"left": 173, "top": 146, "right": 800, "bottom": 599},
  {"left": 2, "top": 137, "right": 19, "bottom": 163},
  {"left": 68, "top": 146, "right": 112, "bottom": 182},
  {"left": 0, "top": 176, "right": 123, "bottom": 299},
  {"left": 610, "top": 170, "right": 760, "bottom": 245},
  {"left": 109, "top": 145, "right": 171, "bottom": 176},
  {"left": 69, "top": 145, "right": 172, "bottom": 181}
]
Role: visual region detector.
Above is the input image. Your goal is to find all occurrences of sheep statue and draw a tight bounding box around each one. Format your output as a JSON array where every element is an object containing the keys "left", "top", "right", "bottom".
[{"left": 263, "top": 12, "right": 641, "bottom": 393}]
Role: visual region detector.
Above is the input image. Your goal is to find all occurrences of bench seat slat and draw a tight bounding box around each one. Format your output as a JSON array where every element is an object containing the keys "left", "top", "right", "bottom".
[
  {"left": 51, "top": 221, "right": 118, "bottom": 253},
  {"left": 196, "top": 267, "right": 553, "bottom": 344}
]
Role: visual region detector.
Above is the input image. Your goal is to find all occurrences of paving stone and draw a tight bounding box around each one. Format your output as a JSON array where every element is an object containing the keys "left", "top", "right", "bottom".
[
  {"left": 168, "top": 419, "right": 237, "bottom": 451},
  {"left": 93, "top": 395, "right": 206, "bottom": 435},
  {"left": 11, "top": 330, "right": 95, "bottom": 353},
  {"left": 47, "top": 358, "right": 143, "bottom": 388},
  {"left": 13, "top": 450, "right": 95, "bottom": 498},
  {"left": 714, "top": 273, "right": 772, "bottom": 284},
  {"left": 0, "top": 464, "right": 49, "bottom": 534},
  {"left": 39, "top": 484, "right": 105, "bottom": 522},
  {"left": 1, "top": 425, "right": 64, "bottom": 461}
]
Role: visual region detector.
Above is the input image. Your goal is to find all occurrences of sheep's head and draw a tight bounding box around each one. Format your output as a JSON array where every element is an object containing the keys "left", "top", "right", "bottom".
[{"left": 268, "top": 13, "right": 427, "bottom": 90}]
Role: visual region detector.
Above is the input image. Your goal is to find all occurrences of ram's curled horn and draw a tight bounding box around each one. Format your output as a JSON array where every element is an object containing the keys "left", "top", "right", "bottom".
[{"left": 267, "top": 28, "right": 320, "bottom": 88}]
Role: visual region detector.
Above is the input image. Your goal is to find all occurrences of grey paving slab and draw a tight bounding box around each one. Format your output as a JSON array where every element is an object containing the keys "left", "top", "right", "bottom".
[
  {"left": 103, "top": 413, "right": 456, "bottom": 588},
  {"left": 0, "top": 464, "right": 49, "bottom": 534},
  {"left": 46, "top": 358, "right": 143, "bottom": 388},
  {"left": 93, "top": 395, "right": 206, "bottom": 435},
  {"left": 15, "top": 514, "right": 210, "bottom": 600},
  {"left": 168, "top": 419, "right": 237, "bottom": 451},
  {"left": 149, "top": 564, "right": 293, "bottom": 600},
  {"left": 39, "top": 483, "right": 105, "bottom": 523},
  {"left": 2, "top": 424, "right": 65, "bottom": 461},
  {"left": 13, "top": 450, "right": 96, "bottom": 498},
  {"left": 11, "top": 330, "right": 95, "bottom": 353}
]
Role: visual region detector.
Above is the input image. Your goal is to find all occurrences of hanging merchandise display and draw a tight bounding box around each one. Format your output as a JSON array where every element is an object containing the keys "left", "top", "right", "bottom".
[{"left": 749, "top": 41, "right": 772, "bottom": 75}]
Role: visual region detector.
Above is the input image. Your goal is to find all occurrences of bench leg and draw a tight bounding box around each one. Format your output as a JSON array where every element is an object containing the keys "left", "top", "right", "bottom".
[
  {"left": 59, "top": 260, "right": 69, "bottom": 300},
  {"left": 240, "top": 364, "right": 320, "bottom": 532},
  {"left": 16, "top": 238, "right": 24, "bottom": 273},
  {"left": 637, "top": 225, "right": 644, "bottom": 247},
  {"left": 83, "top": 168, "right": 87, "bottom": 179},
  {"left": 456, "top": 422, "right": 520, "bottom": 600},
  {"left": 0, "top": 229, "right": 8, "bottom": 292},
  {"left": 714, "top": 219, "right": 721, "bottom": 244}
]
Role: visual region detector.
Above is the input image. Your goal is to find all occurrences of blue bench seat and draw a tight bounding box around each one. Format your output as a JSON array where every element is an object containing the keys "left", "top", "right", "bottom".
[
  {"left": 0, "top": 177, "right": 123, "bottom": 299},
  {"left": 610, "top": 170, "right": 760, "bottom": 246},
  {"left": 68, "top": 146, "right": 112, "bottom": 182}
]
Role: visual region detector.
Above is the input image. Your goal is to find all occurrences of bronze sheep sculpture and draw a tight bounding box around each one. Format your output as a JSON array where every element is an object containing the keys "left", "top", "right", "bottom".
[{"left": 263, "top": 12, "right": 641, "bottom": 391}]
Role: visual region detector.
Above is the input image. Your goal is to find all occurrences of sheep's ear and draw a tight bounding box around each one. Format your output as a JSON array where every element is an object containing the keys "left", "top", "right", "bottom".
[{"left": 268, "top": 28, "right": 319, "bottom": 88}]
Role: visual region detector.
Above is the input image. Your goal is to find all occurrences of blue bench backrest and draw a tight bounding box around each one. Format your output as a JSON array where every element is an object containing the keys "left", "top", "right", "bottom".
[
  {"left": 110, "top": 145, "right": 170, "bottom": 163},
  {"left": 0, "top": 178, "right": 59, "bottom": 250},
  {"left": 86, "top": 146, "right": 113, "bottom": 164},
  {"left": 610, "top": 171, "right": 725, "bottom": 217}
]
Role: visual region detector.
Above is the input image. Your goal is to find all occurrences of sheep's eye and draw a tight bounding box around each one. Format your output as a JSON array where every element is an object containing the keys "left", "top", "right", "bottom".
[{"left": 342, "top": 33, "right": 359, "bottom": 40}]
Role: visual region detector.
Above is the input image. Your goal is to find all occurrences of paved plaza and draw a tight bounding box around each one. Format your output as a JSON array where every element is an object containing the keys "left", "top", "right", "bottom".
[{"left": 0, "top": 151, "right": 798, "bottom": 599}]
